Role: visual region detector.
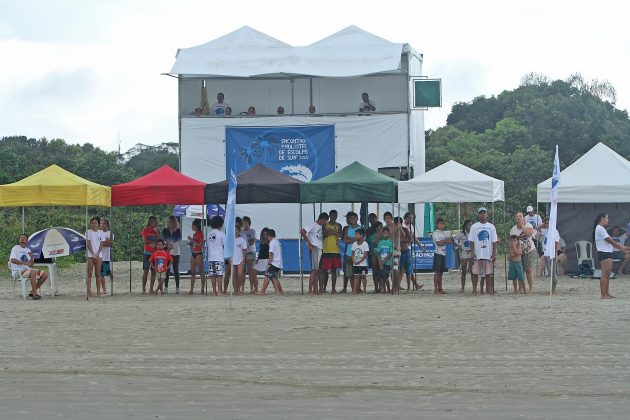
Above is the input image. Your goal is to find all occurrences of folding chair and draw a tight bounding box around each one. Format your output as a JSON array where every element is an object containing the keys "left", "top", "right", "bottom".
[
  {"left": 8, "top": 261, "right": 29, "bottom": 299},
  {"left": 575, "top": 241, "right": 594, "bottom": 268}
]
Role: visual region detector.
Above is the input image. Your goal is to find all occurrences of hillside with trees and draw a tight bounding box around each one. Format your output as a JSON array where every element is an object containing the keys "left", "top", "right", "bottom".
[{"left": 426, "top": 73, "right": 630, "bottom": 212}]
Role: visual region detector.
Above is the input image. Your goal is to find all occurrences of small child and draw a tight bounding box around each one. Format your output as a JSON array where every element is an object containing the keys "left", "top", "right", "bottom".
[
  {"left": 150, "top": 239, "right": 173, "bottom": 295},
  {"left": 432, "top": 218, "right": 453, "bottom": 295},
  {"left": 187, "top": 219, "right": 205, "bottom": 294},
  {"left": 376, "top": 227, "right": 394, "bottom": 293},
  {"left": 206, "top": 216, "right": 226, "bottom": 296},
  {"left": 258, "top": 229, "right": 283, "bottom": 295},
  {"left": 232, "top": 225, "right": 248, "bottom": 295},
  {"left": 351, "top": 228, "right": 370, "bottom": 294},
  {"left": 508, "top": 235, "right": 526, "bottom": 294},
  {"left": 100, "top": 218, "right": 114, "bottom": 295}
]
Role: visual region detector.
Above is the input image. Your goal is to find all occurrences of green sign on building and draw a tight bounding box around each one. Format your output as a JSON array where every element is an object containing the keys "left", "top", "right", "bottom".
[{"left": 413, "top": 79, "right": 442, "bottom": 108}]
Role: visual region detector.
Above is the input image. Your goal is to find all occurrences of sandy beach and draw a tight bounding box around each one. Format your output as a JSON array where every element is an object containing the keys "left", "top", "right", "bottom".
[{"left": 1, "top": 261, "right": 630, "bottom": 419}]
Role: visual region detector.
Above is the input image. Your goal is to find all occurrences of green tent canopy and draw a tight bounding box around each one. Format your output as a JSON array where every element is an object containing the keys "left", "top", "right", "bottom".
[{"left": 300, "top": 161, "right": 398, "bottom": 203}]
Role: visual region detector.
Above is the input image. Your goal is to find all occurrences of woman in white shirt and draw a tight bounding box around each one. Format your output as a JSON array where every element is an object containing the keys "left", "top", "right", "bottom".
[
  {"left": 86, "top": 217, "right": 104, "bottom": 297},
  {"left": 593, "top": 213, "right": 628, "bottom": 299}
]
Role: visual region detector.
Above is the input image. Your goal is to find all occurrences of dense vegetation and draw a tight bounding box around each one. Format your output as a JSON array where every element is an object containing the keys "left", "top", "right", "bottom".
[
  {"left": 0, "top": 138, "right": 178, "bottom": 264},
  {"left": 427, "top": 73, "right": 630, "bottom": 229}
]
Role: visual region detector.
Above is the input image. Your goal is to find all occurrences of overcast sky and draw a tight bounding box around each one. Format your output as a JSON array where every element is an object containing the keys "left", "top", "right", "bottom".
[{"left": 1, "top": 0, "right": 628, "bottom": 152}]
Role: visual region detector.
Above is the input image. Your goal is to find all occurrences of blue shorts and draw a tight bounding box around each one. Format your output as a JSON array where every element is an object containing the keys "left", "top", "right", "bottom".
[
  {"left": 101, "top": 261, "right": 111, "bottom": 276},
  {"left": 400, "top": 249, "right": 413, "bottom": 273},
  {"left": 142, "top": 253, "right": 155, "bottom": 272}
]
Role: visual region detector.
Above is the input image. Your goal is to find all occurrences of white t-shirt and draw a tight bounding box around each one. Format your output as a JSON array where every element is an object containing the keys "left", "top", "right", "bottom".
[
  {"left": 454, "top": 232, "right": 471, "bottom": 259},
  {"left": 269, "top": 238, "right": 283, "bottom": 268},
  {"left": 232, "top": 237, "right": 247, "bottom": 265},
  {"left": 212, "top": 102, "right": 229, "bottom": 115},
  {"left": 358, "top": 99, "right": 376, "bottom": 111},
  {"left": 595, "top": 225, "right": 613, "bottom": 252},
  {"left": 86, "top": 229, "right": 104, "bottom": 258},
  {"left": 243, "top": 228, "right": 257, "bottom": 253},
  {"left": 305, "top": 221, "right": 323, "bottom": 249},
  {"left": 206, "top": 229, "right": 226, "bottom": 261},
  {"left": 351, "top": 241, "right": 370, "bottom": 266},
  {"left": 525, "top": 214, "right": 543, "bottom": 229},
  {"left": 432, "top": 229, "right": 449, "bottom": 256},
  {"left": 469, "top": 222, "right": 498, "bottom": 260},
  {"left": 100, "top": 231, "right": 113, "bottom": 262},
  {"left": 9, "top": 245, "right": 32, "bottom": 272},
  {"left": 510, "top": 223, "right": 536, "bottom": 255}
]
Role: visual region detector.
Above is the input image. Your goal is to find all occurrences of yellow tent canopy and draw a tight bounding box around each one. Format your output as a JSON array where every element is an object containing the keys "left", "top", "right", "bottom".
[{"left": 0, "top": 164, "right": 111, "bottom": 207}]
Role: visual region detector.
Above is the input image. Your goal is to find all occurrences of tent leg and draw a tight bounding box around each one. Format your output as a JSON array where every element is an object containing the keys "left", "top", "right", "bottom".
[
  {"left": 549, "top": 258, "right": 554, "bottom": 307},
  {"left": 299, "top": 204, "right": 304, "bottom": 295},
  {"left": 110, "top": 208, "right": 114, "bottom": 297},
  {"left": 503, "top": 202, "right": 507, "bottom": 291},
  {"left": 86, "top": 206, "right": 89, "bottom": 301},
  {"left": 129, "top": 208, "right": 132, "bottom": 294},
  {"left": 21, "top": 207, "right": 25, "bottom": 233}
]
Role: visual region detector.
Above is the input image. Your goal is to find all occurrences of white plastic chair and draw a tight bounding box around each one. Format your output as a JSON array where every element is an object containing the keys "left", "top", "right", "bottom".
[
  {"left": 575, "top": 240, "right": 594, "bottom": 268},
  {"left": 7, "top": 261, "right": 29, "bottom": 299}
]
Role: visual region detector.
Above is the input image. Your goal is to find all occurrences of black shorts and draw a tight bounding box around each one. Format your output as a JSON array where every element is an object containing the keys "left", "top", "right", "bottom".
[
  {"left": 353, "top": 266, "right": 368, "bottom": 275},
  {"left": 597, "top": 251, "right": 613, "bottom": 261},
  {"left": 432, "top": 253, "right": 447, "bottom": 273},
  {"left": 264, "top": 264, "right": 281, "bottom": 279},
  {"left": 378, "top": 266, "right": 391, "bottom": 279}
]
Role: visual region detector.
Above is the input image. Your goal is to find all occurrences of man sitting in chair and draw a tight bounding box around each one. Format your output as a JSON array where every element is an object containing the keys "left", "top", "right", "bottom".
[{"left": 9, "top": 234, "right": 48, "bottom": 300}]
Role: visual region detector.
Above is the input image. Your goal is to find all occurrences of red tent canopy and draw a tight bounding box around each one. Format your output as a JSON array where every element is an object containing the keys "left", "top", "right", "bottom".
[{"left": 111, "top": 165, "right": 206, "bottom": 206}]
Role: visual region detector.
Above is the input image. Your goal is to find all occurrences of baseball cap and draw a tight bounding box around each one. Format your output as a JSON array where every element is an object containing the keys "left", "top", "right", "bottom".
[
  {"left": 478, "top": 207, "right": 487, "bottom": 213},
  {"left": 526, "top": 205, "right": 534, "bottom": 212}
]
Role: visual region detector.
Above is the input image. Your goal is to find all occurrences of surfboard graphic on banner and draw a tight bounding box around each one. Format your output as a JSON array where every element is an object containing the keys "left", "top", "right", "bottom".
[{"left": 225, "top": 125, "right": 335, "bottom": 182}]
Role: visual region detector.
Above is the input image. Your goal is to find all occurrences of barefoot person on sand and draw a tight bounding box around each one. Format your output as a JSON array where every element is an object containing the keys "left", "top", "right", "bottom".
[
  {"left": 594, "top": 213, "right": 629, "bottom": 299},
  {"left": 454, "top": 220, "right": 472, "bottom": 292},
  {"left": 258, "top": 229, "right": 283, "bottom": 295},
  {"left": 510, "top": 212, "right": 537, "bottom": 293},
  {"left": 86, "top": 216, "right": 104, "bottom": 297},
  {"left": 469, "top": 207, "right": 497, "bottom": 296},
  {"left": 432, "top": 218, "right": 452, "bottom": 294}
]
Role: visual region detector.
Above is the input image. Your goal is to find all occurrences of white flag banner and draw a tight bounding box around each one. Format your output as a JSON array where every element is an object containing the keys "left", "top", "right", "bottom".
[{"left": 545, "top": 145, "right": 560, "bottom": 258}]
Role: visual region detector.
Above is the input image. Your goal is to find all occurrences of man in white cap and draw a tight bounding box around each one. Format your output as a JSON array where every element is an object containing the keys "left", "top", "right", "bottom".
[
  {"left": 468, "top": 207, "right": 498, "bottom": 295},
  {"left": 525, "top": 205, "right": 543, "bottom": 231}
]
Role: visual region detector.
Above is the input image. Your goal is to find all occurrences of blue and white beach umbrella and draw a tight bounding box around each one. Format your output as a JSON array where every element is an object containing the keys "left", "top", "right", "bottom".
[
  {"left": 28, "top": 227, "right": 86, "bottom": 259},
  {"left": 172, "top": 204, "right": 225, "bottom": 218}
]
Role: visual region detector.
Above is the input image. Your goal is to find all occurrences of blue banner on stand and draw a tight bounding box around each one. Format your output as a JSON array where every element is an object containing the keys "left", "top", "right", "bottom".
[{"left": 226, "top": 125, "right": 335, "bottom": 182}]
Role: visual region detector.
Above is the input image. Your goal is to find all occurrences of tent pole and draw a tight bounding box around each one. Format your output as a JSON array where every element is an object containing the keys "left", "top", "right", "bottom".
[
  {"left": 21, "top": 207, "right": 25, "bottom": 233},
  {"left": 503, "top": 201, "right": 507, "bottom": 291},
  {"left": 129, "top": 207, "right": 132, "bottom": 294},
  {"left": 457, "top": 203, "right": 461, "bottom": 231},
  {"left": 110, "top": 207, "right": 113, "bottom": 297},
  {"left": 299, "top": 204, "right": 304, "bottom": 294},
  {"left": 203, "top": 204, "right": 207, "bottom": 296},
  {"left": 86, "top": 205, "right": 89, "bottom": 301},
  {"left": 549, "top": 258, "right": 554, "bottom": 307}
]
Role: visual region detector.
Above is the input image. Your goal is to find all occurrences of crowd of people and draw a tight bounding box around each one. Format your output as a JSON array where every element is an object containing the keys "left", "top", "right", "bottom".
[
  {"left": 8, "top": 205, "right": 629, "bottom": 300},
  {"left": 190, "top": 92, "right": 378, "bottom": 117}
]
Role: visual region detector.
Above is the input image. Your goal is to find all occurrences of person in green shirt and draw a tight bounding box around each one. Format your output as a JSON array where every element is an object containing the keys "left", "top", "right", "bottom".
[
  {"left": 376, "top": 227, "right": 394, "bottom": 293},
  {"left": 366, "top": 221, "right": 383, "bottom": 293}
]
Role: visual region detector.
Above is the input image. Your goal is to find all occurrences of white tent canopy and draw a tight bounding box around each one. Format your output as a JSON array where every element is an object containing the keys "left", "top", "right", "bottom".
[
  {"left": 169, "top": 25, "right": 414, "bottom": 78},
  {"left": 537, "top": 142, "right": 630, "bottom": 203},
  {"left": 398, "top": 160, "right": 505, "bottom": 203}
]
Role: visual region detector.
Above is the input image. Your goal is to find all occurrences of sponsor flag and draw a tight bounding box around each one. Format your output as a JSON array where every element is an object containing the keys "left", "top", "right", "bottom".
[{"left": 545, "top": 145, "right": 560, "bottom": 258}]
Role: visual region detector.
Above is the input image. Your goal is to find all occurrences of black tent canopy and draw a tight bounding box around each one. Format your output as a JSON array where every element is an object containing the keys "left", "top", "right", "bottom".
[{"left": 204, "top": 164, "right": 302, "bottom": 203}]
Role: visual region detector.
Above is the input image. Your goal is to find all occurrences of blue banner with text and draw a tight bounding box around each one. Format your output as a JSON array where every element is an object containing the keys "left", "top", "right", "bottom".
[{"left": 225, "top": 125, "right": 335, "bottom": 182}]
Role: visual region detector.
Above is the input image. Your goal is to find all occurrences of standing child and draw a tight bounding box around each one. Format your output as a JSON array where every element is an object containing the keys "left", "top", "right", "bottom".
[
  {"left": 376, "top": 226, "right": 394, "bottom": 293},
  {"left": 187, "top": 219, "right": 205, "bottom": 294},
  {"left": 206, "top": 216, "right": 226, "bottom": 296},
  {"left": 100, "top": 218, "right": 114, "bottom": 295},
  {"left": 508, "top": 235, "right": 526, "bottom": 294},
  {"left": 242, "top": 216, "right": 258, "bottom": 293},
  {"left": 258, "top": 229, "right": 283, "bottom": 295},
  {"left": 367, "top": 221, "right": 383, "bottom": 293},
  {"left": 351, "top": 228, "right": 370, "bottom": 294},
  {"left": 151, "top": 239, "right": 173, "bottom": 295},
  {"left": 432, "top": 218, "right": 453, "bottom": 294},
  {"left": 454, "top": 220, "right": 472, "bottom": 293},
  {"left": 232, "top": 225, "right": 248, "bottom": 295},
  {"left": 86, "top": 217, "right": 104, "bottom": 297}
]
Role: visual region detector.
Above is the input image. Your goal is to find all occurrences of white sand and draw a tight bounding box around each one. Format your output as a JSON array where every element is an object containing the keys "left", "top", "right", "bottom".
[{"left": 1, "top": 261, "right": 630, "bottom": 419}]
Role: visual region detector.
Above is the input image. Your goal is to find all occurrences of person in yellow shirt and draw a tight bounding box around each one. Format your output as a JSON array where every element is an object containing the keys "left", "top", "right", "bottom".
[{"left": 319, "top": 210, "right": 343, "bottom": 293}]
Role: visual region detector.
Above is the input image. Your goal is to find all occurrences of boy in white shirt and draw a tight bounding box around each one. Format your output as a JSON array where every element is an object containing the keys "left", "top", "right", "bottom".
[
  {"left": 351, "top": 228, "right": 370, "bottom": 294},
  {"left": 469, "top": 208, "right": 498, "bottom": 296},
  {"left": 432, "top": 218, "right": 453, "bottom": 294},
  {"left": 206, "top": 216, "right": 226, "bottom": 296},
  {"left": 258, "top": 229, "right": 284, "bottom": 295},
  {"left": 300, "top": 212, "right": 328, "bottom": 295}
]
